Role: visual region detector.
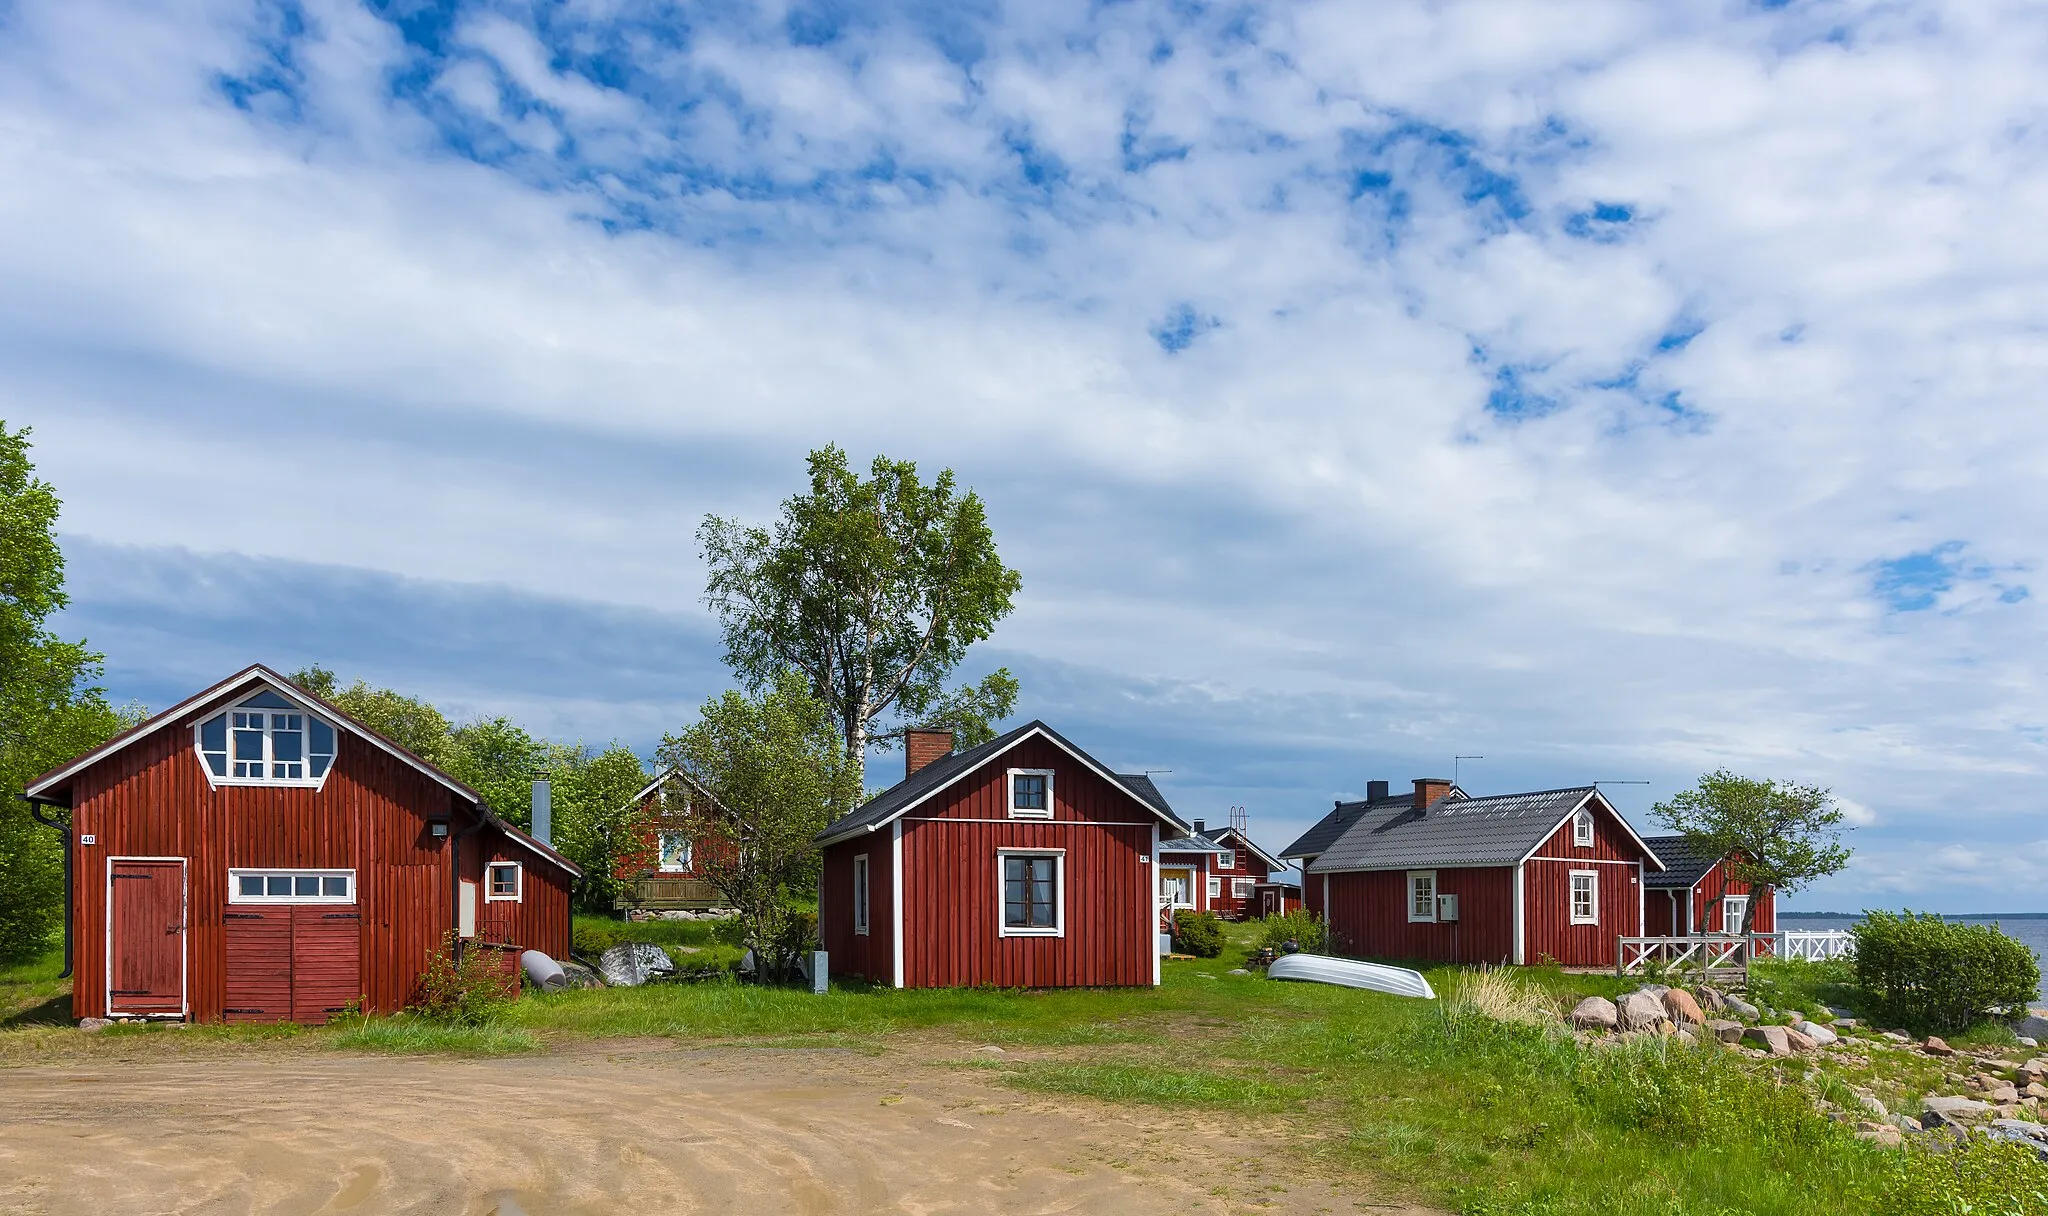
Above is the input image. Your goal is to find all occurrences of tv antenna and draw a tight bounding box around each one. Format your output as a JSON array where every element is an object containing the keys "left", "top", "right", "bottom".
[{"left": 1453, "top": 755, "right": 1483, "bottom": 784}]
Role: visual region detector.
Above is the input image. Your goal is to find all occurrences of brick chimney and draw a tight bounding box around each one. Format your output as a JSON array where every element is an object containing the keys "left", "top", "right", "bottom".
[
  {"left": 1366, "top": 779, "right": 1390, "bottom": 802},
  {"left": 905, "top": 728, "right": 955, "bottom": 779},
  {"left": 1413, "top": 778, "right": 1452, "bottom": 813}
]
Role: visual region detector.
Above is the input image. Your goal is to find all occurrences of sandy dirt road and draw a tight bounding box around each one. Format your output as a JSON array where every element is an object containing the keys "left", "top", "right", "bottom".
[{"left": 0, "top": 1040, "right": 1434, "bottom": 1216}]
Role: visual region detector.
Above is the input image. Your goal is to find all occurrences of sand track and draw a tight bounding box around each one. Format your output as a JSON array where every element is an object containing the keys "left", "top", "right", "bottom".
[{"left": 0, "top": 1041, "right": 1433, "bottom": 1215}]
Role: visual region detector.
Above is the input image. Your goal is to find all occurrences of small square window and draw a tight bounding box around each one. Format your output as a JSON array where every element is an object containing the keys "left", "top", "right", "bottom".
[
  {"left": 294, "top": 875, "right": 320, "bottom": 896},
  {"left": 487, "top": 863, "right": 521, "bottom": 901},
  {"left": 1008, "top": 769, "right": 1055, "bottom": 819},
  {"left": 322, "top": 876, "right": 348, "bottom": 898},
  {"left": 267, "top": 875, "right": 292, "bottom": 896},
  {"left": 239, "top": 875, "right": 263, "bottom": 898}
]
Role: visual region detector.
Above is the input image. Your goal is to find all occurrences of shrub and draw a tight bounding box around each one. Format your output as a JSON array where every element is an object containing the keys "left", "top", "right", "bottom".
[
  {"left": 410, "top": 933, "right": 518, "bottom": 1025},
  {"left": 1172, "top": 910, "right": 1225, "bottom": 958},
  {"left": 1853, "top": 910, "right": 2041, "bottom": 1034},
  {"left": 1253, "top": 908, "right": 1328, "bottom": 955},
  {"left": 1866, "top": 1134, "right": 2048, "bottom": 1216}
]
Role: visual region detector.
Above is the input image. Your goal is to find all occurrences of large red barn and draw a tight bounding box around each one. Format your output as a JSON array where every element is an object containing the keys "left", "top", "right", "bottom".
[
  {"left": 816, "top": 723, "right": 1187, "bottom": 989},
  {"left": 1283, "top": 779, "right": 1666, "bottom": 968},
  {"left": 23, "top": 665, "right": 578, "bottom": 1023}
]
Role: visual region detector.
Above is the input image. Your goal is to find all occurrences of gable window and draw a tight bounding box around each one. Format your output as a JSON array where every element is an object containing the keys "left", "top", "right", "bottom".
[
  {"left": 1570, "top": 871, "right": 1599, "bottom": 924},
  {"left": 657, "top": 831, "right": 692, "bottom": 873},
  {"left": 853, "top": 854, "right": 871, "bottom": 936},
  {"left": 1572, "top": 811, "right": 1594, "bottom": 848},
  {"left": 1407, "top": 871, "right": 1437, "bottom": 923},
  {"left": 486, "top": 862, "right": 522, "bottom": 902},
  {"left": 1007, "top": 769, "right": 1055, "bottom": 819},
  {"left": 196, "top": 690, "right": 336, "bottom": 786},
  {"left": 999, "top": 850, "right": 1063, "bottom": 936},
  {"left": 1217, "top": 850, "right": 1235, "bottom": 870},
  {"left": 228, "top": 869, "right": 354, "bottom": 904}
]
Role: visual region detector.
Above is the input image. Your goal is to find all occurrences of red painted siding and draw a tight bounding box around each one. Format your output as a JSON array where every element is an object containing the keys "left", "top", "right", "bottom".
[
  {"left": 1518, "top": 798, "right": 1652, "bottom": 967},
  {"left": 59, "top": 684, "right": 571, "bottom": 1021},
  {"left": 1196, "top": 831, "right": 1274, "bottom": 919},
  {"left": 1324, "top": 866, "right": 1517, "bottom": 964},
  {"left": 820, "top": 833, "right": 895, "bottom": 984},
  {"left": 1692, "top": 862, "right": 1775, "bottom": 934}
]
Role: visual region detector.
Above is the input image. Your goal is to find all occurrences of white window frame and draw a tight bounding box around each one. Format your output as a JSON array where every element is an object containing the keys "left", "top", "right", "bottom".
[
  {"left": 1160, "top": 867, "right": 1195, "bottom": 909},
  {"left": 194, "top": 693, "right": 339, "bottom": 790},
  {"left": 1006, "top": 768, "right": 1056, "bottom": 819},
  {"left": 1570, "top": 870, "right": 1599, "bottom": 925},
  {"left": 485, "top": 861, "right": 523, "bottom": 903},
  {"left": 853, "top": 854, "right": 871, "bottom": 936},
  {"left": 997, "top": 848, "right": 1065, "bottom": 937},
  {"left": 1232, "top": 877, "right": 1255, "bottom": 899},
  {"left": 657, "top": 830, "right": 692, "bottom": 873},
  {"left": 1572, "top": 811, "right": 1594, "bottom": 848},
  {"left": 227, "top": 868, "right": 356, "bottom": 905},
  {"left": 1722, "top": 894, "right": 1749, "bottom": 935},
  {"left": 1206, "top": 874, "right": 1221, "bottom": 899},
  {"left": 1217, "top": 849, "right": 1234, "bottom": 870},
  {"left": 1407, "top": 871, "right": 1437, "bottom": 923}
]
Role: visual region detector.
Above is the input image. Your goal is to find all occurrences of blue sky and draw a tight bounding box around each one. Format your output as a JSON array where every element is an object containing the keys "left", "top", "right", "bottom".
[{"left": 9, "top": 0, "right": 2048, "bottom": 910}]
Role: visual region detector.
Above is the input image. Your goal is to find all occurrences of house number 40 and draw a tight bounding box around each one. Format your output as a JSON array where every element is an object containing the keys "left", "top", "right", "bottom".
[{"left": 79, "top": 834, "right": 96, "bottom": 845}]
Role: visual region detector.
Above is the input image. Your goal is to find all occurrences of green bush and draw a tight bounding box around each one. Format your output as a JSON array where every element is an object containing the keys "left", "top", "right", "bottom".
[
  {"left": 1866, "top": 1134, "right": 2048, "bottom": 1216},
  {"left": 409, "top": 933, "right": 517, "bottom": 1025},
  {"left": 1172, "top": 910, "right": 1225, "bottom": 958},
  {"left": 1253, "top": 908, "right": 1328, "bottom": 955},
  {"left": 571, "top": 915, "right": 737, "bottom": 959},
  {"left": 1853, "top": 911, "right": 2041, "bottom": 1033}
]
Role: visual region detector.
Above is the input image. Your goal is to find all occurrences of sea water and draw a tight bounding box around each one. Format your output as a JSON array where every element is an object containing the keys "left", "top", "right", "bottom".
[{"left": 1778, "top": 913, "right": 2048, "bottom": 1004}]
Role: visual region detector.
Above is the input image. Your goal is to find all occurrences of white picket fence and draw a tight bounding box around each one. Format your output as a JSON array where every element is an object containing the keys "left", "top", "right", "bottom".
[{"left": 1617, "top": 930, "right": 1855, "bottom": 975}]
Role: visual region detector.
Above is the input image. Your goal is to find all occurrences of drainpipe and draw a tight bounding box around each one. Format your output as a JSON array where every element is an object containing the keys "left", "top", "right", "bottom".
[
  {"left": 23, "top": 796, "right": 73, "bottom": 979},
  {"left": 449, "top": 802, "right": 488, "bottom": 959}
]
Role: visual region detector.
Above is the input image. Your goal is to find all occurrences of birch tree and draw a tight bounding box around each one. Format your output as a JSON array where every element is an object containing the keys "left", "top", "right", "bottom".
[{"left": 699, "top": 446, "right": 1021, "bottom": 788}]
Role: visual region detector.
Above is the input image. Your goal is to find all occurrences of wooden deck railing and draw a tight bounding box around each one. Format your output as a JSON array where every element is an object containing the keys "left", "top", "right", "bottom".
[{"left": 1616, "top": 929, "right": 1857, "bottom": 975}]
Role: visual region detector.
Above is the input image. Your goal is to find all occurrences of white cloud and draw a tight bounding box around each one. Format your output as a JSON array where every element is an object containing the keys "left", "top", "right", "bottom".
[{"left": 7, "top": 0, "right": 2048, "bottom": 908}]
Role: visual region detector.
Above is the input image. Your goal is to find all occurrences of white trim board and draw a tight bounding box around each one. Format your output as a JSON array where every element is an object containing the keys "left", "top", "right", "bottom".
[
  {"left": 996, "top": 848, "right": 1066, "bottom": 937},
  {"left": 1512, "top": 790, "right": 1668, "bottom": 872},
  {"left": 890, "top": 820, "right": 905, "bottom": 989}
]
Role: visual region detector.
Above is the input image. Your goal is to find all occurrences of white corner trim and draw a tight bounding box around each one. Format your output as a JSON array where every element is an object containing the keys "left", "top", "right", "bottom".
[
  {"left": 996, "top": 848, "right": 1066, "bottom": 938},
  {"left": 1512, "top": 863, "right": 1526, "bottom": 965},
  {"left": 1150, "top": 821, "right": 1161, "bottom": 986},
  {"left": 891, "top": 820, "right": 905, "bottom": 989}
]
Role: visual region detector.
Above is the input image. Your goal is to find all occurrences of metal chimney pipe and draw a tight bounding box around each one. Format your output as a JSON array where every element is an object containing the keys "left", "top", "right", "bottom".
[{"left": 531, "top": 779, "right": 552, "bottom": 847}]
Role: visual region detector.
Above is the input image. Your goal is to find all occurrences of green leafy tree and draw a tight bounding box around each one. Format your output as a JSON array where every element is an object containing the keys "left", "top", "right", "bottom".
[
  {"left": 699, "top": 445, "right": 1022, "bottom": 787},
  {"left": 289, "top": 665, "right": 451, "bottom": 764},
  {"left": 658, "top": 672, "right": 858, "bottom": 981},
  {"left": 540, "top": 741, "right": 649, "bottom": 914},
  {"left": 1652, "top": 769, "right": 1853, "bottom": 940},
  {"left": 444, "top": 716, "right": 546, "bottom": 827},
  {"left": 0, "top": 423, "right": 136, "bottom": 963}
]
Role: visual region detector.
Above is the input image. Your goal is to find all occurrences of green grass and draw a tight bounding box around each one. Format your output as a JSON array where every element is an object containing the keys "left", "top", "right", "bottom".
[{"left": 0, "top": 946, "right": 70, "bottom": 1028}]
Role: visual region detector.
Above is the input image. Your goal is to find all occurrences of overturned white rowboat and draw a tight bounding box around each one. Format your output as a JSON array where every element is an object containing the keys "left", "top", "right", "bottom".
[{"left": 1267, "top": 953, "right": 1435, "bottom": 1000}]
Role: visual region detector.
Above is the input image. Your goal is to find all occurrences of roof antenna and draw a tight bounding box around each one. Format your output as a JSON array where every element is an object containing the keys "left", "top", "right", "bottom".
[
  {"left": 1594, "top": 781, "right": 1651, "bottom": 787},
  {"left": 1453, "top": 755, "right": 1483, "bottom": 785}
]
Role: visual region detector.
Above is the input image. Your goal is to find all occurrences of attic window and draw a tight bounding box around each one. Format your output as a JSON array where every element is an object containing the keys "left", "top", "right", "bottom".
[
  {"left": 196, "top": 690, "right": 336, "bottom": 787},
  {"left": 1217, "top": 850, "right": 1234, "bottom": 870},
  {"left": 1572, "top": 811, "right": 1594, "bottom": 848},
  {"left": 1008, "top": 769, "right": 1054, "bottom": 819}
]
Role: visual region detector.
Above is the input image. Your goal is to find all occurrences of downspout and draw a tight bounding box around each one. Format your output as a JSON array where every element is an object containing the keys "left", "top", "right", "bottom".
[
  {"left": 449, "top": 801, "right": 488, "bottom": 958},
  {"left": 23, "top": 796, "right": 73, "bottom": 979}
]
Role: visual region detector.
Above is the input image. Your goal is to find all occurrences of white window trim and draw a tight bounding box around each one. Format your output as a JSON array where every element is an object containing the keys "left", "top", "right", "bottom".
[
  {"left": 853, "top": 854, "right": 870, "bottom": 936},
  {"left": 1006, "top": 768, "right": 1056, "bottom": 820},
  {"left": 1217, "top": 849, "right": 1234, "bottom": 870},
  {"left": 193, "top": 695, "right": 339, "bottom": 791},
  {"left": 1570, "top": 870, "right": 1599, "bottom": 925},
  {"left": 1572, "top": 811, "right": 1594, "bottom": 848},
  {"left": 1407, "top": 870, "right": 1438, "bottom": 923},
  {"left": 227, "top": 868, "right": 356, "bottom": 905},
  {"left": 1160, "top": 866, "right": 1196, "bottom": 909},
  {"left": 1723, "top": 895, "right": 1749, "bottom": 935},
  {"left": 485, "top": 861, "right": 523, "bottom": 903},
  {"left": 1206, "top": 875, "right": 1221, "bottom": 898},
  {"left": 1232, "top": 877, "right": 1255, "bottom": 899},
  {"left": 997, "top": 848, "right": 1065, "bottom": 937},
  {"left": 657, "top": 830, "right": 692, "bottom": 873}
]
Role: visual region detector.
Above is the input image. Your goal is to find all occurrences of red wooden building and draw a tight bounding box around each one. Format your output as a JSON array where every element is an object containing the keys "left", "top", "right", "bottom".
[
  {"left": 1283, "top": 779, "right": 1666, "bottom": 967},
  {"left": 23, "top": 665, "right": 578, "bottom": 1023},
  {"left": 1154, "top": 813, "right": 1289, "bottom": 923},
  {"left": 611, "top": 768, "right": 727, "bottom": 914},
  {"left": 1641, "top": 836, "right": 1776, "bottom": 937},
  {"left": 816, "top": 723, "right": 1189, "bottom": 989}
]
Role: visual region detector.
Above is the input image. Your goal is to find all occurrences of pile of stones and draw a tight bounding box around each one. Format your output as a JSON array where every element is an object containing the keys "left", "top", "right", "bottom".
[{"left": 1566, "top": 982, "right": 1838, "bottom": 1055}]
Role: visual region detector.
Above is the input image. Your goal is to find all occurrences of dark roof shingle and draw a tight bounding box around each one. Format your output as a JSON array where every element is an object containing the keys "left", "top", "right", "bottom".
[
  {"left": 1306, "top": 787, "right": 1606, "bottom": 873},
  {"left": 1640, "top": 835, "right": 1725, "bottom": 887}
]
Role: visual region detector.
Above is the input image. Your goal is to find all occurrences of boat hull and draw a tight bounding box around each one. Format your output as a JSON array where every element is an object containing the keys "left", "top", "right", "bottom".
[{"left": 1267, "top": 953, "right": 1436, "bottom": 999}]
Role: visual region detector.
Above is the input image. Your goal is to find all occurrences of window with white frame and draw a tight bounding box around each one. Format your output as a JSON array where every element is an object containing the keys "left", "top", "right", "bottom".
[
  {"left": 657, "top": 831, "right": 692, "bottom": 873},
  {"left": 1572, "top": 811, "right": 1594, "bottom": 847},
  {"left": 853, "top": 854, "right": 870, "bottom": 936},
  {"left": 486, "top": 861, "right": 522, "bottom": 902},
  {"left": 1217, "top": 849, "right": 1235, "bottom": 870},
  {"left": 1233, "top": 877, "right": 1255, "bottom": 899},
  {"left": 1206, "top": 875, "right": 1221, "bottom": 898},
  {"left": 196, "top": 690, "right": 337, "bottom": 785},
  {"left": 999, "top": 850, "right": 1063, "bottom": 936},
  {"left": 229, "top": 869, "right": 354, "bottom": 904},
  {"left": 1407, "top": 871, "right": 1437, "bottom": 922},
  {"left": 1570, "top": 871, "right": 1599, "bottom": 924},
  {"left": 1722, "top": 895, "right": 1748, "bottom": 935},
  {"left": 1007, "top": 769, "right": 1054, "bottom": 819}
]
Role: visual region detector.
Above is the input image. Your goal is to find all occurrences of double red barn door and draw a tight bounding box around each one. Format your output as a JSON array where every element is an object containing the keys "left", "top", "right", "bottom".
[{"left": 224, "top": 905, "right": 362, "bottom": 1023}]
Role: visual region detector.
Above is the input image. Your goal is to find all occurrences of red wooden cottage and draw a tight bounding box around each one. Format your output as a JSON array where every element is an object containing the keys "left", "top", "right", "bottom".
[
  {"left": 23, "top": 664, "right": 578, "bottom": 1023},
  {"left": 1282, "top": 778, "right": 1666, "bottom": 967},
  {"left": 611, "top": 768, "right": 728, "bottom": 914},
  {"left": 1154, "top": 814, "right": 1289, "bottom": 923},
  {"left": 1641, "top": 835, "right": 1775, "bottom": 938},
  {"left": 816, "top": 723, "right": 1189, "bottom": 989},
  {"left": 1197, "top": 818, "right": 1288, "bottom": 920}
]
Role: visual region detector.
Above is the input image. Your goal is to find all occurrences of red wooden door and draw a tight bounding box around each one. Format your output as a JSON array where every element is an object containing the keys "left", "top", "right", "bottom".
[
  {"left": 108, "top": 859, "right": 185, "bottom": 1016},
  {"left": 224, "top": 907, "right": 292, "bottom": 1022},
  {"left": 291, "top": 906, "right": 362, "bottom": 1022}
]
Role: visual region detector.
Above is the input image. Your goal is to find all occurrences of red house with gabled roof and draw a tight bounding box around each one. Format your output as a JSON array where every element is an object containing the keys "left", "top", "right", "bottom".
[
  {"left": 815, "top": 722, "right": 1189, "bottom": 989},
  {"left": 1282, "top": 778, "right": 1666, "bottom": 967},
  {"left": 1641, "top": 835, "right": 1775, "bottom": 938},
  {"left": 23, "top": 665, "right": 578, "bottom": 1023}
]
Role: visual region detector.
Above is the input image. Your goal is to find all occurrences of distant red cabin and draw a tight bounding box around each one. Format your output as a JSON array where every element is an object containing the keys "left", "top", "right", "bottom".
[
  {"left": 24, "top": 665, "right": 579, "bottom": 1024},
  {"left": 816, "top": 723, "right": 1187, "bottom": 989},
  {"left": 612, "top": 769, "right": 728, "bottom": 913},
  {"left": 1284, "top": 779, "right": 1666, "bottom": 968},
  {"left": 1155, "top": 816, "right": 1289, "bottom": 924},
  {"left": 1640, "top": 836, "right": 1776, "bottom": 937}
]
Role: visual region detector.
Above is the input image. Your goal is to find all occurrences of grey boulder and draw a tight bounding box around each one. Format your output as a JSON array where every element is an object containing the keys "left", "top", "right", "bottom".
[
  {"left": 1723, "top": 995, "right": 1760, "bottom": 1020},
  {"left": 597, "top": 942, "right": 676, "bottom": 987},
  {"left": 1571, "top": 996, "right": 1619, "bottom": 1030},
  {"left": 1707, "top": 1019, "right": 1745, "bottom": 1044},
  {"left": 1618, "top": 991, "right": 1667, "bottom": 1032},
  {"left": 1743, "top": 1025, "right": 1792, "bottom": 1056},
  {"left": 1792, "top": 1019, "right": 1838, "bottom": 1047}
]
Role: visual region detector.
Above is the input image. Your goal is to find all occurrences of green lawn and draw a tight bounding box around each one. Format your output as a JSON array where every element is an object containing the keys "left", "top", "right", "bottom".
[{"left": 3, "top": 929, "right": 2040, "bottom": 1216}]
